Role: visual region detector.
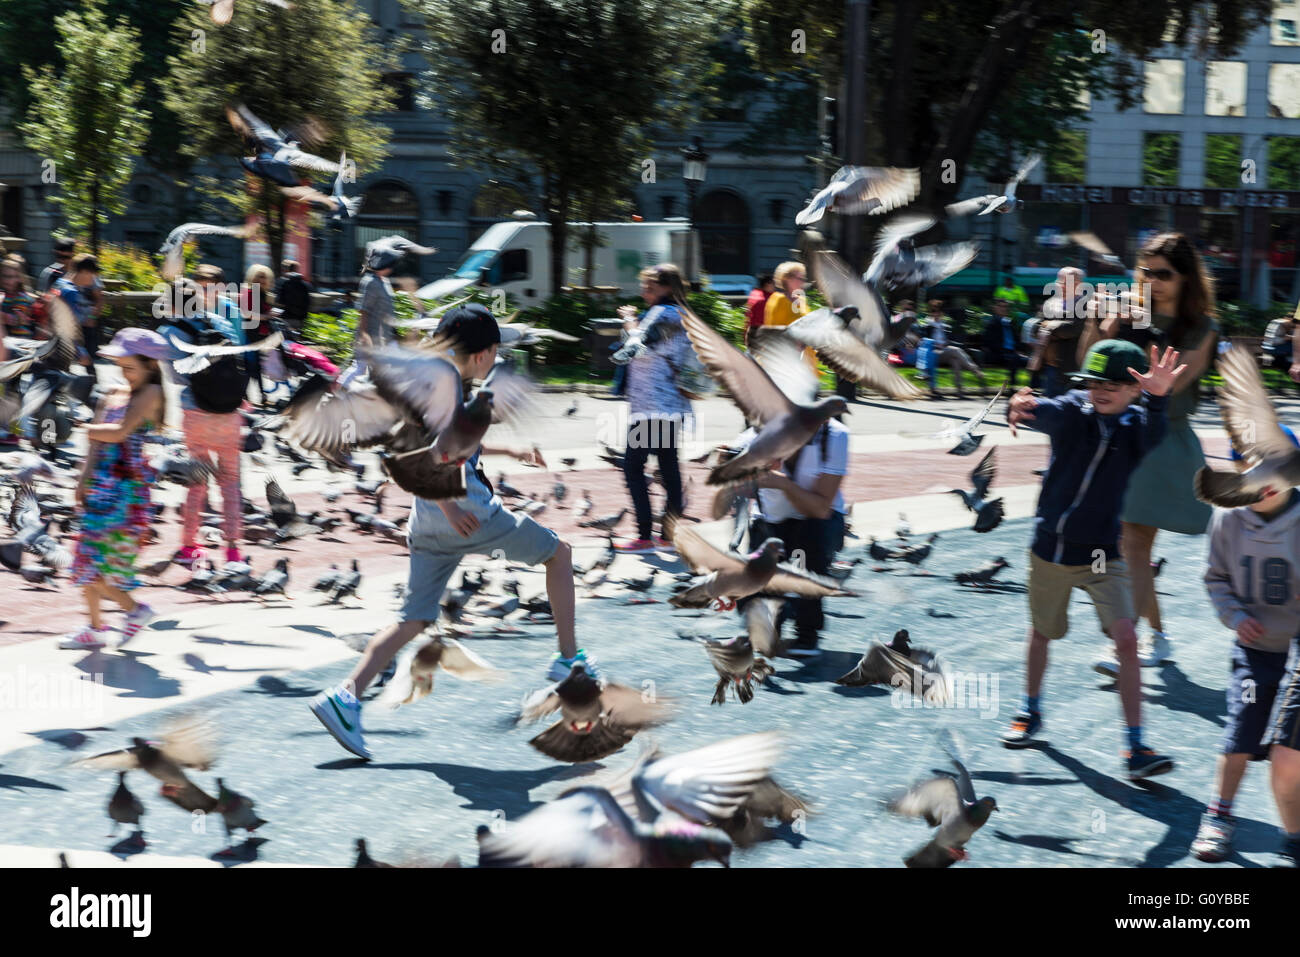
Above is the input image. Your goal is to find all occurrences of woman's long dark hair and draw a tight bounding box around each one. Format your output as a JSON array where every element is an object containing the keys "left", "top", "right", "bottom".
[
  {"left": 642, "top": 263, "right": 689, "bottom": 307},
  {"left": 1138, "top": 232, "right": 1215, "bottom": 349}
]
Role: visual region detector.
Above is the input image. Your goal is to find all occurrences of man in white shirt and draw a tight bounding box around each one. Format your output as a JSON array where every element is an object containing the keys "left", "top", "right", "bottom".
[{"left": 739, "top": 418, "right": 850, "bottom": 658}]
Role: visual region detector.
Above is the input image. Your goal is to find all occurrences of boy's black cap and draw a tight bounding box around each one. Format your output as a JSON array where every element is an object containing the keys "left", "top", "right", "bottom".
[
  {"left": 1072, "top": 339, "right": 1149, "bottom": 383},
  {"left": 437, "top": 303, "right": 502, "bottom": 354},
  {"left": 54, "top": 237, "right": 76, "bottom": 253}
]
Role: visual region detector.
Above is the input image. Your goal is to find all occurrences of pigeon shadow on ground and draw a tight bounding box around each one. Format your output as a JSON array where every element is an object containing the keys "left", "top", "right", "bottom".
[
  {"left": 0, "top": 768, "right": 66, "bottom": 791},
  {"left": 406, "top": 761, "right": 590, "bottom": 817},
  {"left": 243, "top": 675, "right": 319, "bottom": 697},
  {"left": 829, "top": 683, "right": 892, "bottom": 699},
  {"left": 109, "top": 833, "right": 148, "bottom": 858},
  {"left": 759, "top": 678, "right": 805, "bottom": 697},
  {"left": 73, "top": 651, "right": 182, "bottom": 699},
  {"left": 991, "top": 830, "right": 1116, "bottom": 861},
  {"left": 147, "top": 618, "right": 183, "bottom": 631},
  {"left": 27, "top": 728, "right": 109, "bottom": 750},
  {"left": 969, "top": 769, "right": 1076, "bottom": 787},
  {"left": 775, "top": 650, "right": 863, "bottom": 684},
  {"left": 192, "top": 635, "right": 290, "bottom": 649},
  {"left": 211, "top": 836, "right": 269, "bottom": 867},
  {"left": 954, "top": 581, "right": 1027, "bottom": 595},
  {"left": 181, "top": 653, "right": 279, "bottom": 675},
  {"left": 278, "top": 624, "right": 337, "bottom": 638}
]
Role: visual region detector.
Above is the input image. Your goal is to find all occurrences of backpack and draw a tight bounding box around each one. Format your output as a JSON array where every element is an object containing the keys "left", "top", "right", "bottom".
[{"left": 172, "top": 318, "right": 251, "bottom": 414}]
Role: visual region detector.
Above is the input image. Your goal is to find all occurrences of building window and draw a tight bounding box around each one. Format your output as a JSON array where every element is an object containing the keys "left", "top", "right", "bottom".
[
  {"left": 382, "top": 73, "right": 416, "bottom": 112},
  {"left": 696, "top": 190, "right": 751, "bottom": 276},
  {"left": 1143, "top": 59, "right": 1185, "bottom": 114},
  {"left": 1047, "top": 129, "right": 1086, "bottom": 183},
  {"left": 1205, "top": 134, "right": 1244, "bottom": 188},
  {"left": 1143, "top": 132, "right": 1181, "bottom": 186},
  {"left": 1273, "top": 1, "right": 1300, "bottom": 45},
  {"left": 1205, "top": 62, "right": 1247, "bottom": 116},
  {"left": 1269, "top": 64, "right": 1300, "bottom": 117},
  {"left": 1270, "top": 136, "right": 1300, "bottom": 190}
]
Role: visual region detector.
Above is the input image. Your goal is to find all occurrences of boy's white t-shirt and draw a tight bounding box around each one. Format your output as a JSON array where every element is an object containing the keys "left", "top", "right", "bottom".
[{"left": 738, "top": 420, "right": 850, "bottom": 523}]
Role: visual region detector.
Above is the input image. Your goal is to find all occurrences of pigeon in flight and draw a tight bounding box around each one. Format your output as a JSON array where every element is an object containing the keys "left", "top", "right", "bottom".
[
  {"left": 670, "top": 524, "right": 854, "bottom": 610},
  {"left": 168, "top": 330, "right": 284, "bottom": 375},
  {"left": 977, "top": 152, "right": 1041, "bottom": 216},
  {"left": 364, "top": 235, "right": 437, "bottom": 271},
  {"left": 1068, "top": 231, "right": 1130, "bottom": 274},
  {"left": 76, "top": 714, "right": 219, "bottom": 814},
  {"left": 205, "top": 0, "right": 292, "bottom": 26},
  {"left": 226, "top": 103, "right": 339, "bottom": 188},
  {"left": 899, "top": 386, "right": 1004, "bottom": 455},
  {"left": 281, "top": 151, "right": 361, "bottom": 222},
  {"left": 158, "top": 223, "right": 252, "bottom": 281},
  {"left": 950, "top": 447, "right": 1005, "bottom": 533},
  {"left": 480, "top": 732, "right": 782, "bottom": 867},
  {"left": 375, "top": 635, "right": 504, "bottom": 708},
  {"left": 872, "top": 238, "right": 979, "bottom": 291},
  {"left": 836, "top": 629, "right": 952, "bottom": 704},
  {"left": 795, "top": 166, "right": 920, "bottom": 225},
  {"left": 679, "top": 308, "right": 854, "bottom": 485},
  {"left": 1195, "top": 346, "right": 1300, "bottom": 507},
  {"left": 701, "top": 599, "right": 779, "bottom": 705},
  {"left": 887, "top": 730, "right": 999, "bottom": 867},
  {"left": 515, "top": 663, "right": 673, "bottom": 764},
  {"left": 862, "top": 214, "right": 936, "bottom": 287}
]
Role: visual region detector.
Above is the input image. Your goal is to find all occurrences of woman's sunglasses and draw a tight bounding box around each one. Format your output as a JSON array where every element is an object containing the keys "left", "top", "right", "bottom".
[{"left": 1138, "top": 266, "right": 1176, "bottom": 281}]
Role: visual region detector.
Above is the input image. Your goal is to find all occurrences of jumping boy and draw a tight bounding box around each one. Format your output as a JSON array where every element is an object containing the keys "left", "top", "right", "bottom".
[
  {"left": 1001, "top": 339, "right": 1186, "bottom": 780},
  {"left": 310, "top": 304, "right": 591, "bottom": 759},
  {"left": 1191, "top": 431, "right": 1300, "bottom": 861}
]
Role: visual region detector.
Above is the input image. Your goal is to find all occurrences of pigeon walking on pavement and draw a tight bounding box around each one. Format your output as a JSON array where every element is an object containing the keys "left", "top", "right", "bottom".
[{"left": 954, "top": 556, "right": 1012, "bottom": 587}]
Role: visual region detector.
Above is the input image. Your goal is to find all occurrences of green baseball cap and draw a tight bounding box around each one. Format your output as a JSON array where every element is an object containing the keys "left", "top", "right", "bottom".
[{"left": 1072, "top": 339, "right": 1149, "bottom": 383}]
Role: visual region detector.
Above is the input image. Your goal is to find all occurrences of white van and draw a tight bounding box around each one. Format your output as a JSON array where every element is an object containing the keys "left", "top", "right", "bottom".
[{"left": 416, "top": 221, "right": 685, "bottom": 305}]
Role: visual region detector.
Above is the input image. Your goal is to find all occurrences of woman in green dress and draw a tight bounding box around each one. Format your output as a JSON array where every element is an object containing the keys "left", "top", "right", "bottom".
[{"left": 1096, "top": 233, "right": 1218, "bottom": 675}]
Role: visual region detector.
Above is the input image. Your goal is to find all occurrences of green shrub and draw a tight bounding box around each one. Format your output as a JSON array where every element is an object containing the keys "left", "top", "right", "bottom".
[
  {"left": 303, "top": 309, "right": 358, "bottom": 364},
  {"left": 96, "top": 242, "right": 171, "bottom": 291},
  {"left": 1216, "top": 300, "right": 1295, "bottom": 337}
]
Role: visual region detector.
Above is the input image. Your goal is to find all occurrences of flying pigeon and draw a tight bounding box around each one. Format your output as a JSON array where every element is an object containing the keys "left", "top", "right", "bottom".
[
  {"left": 899, "top": 386, "right": 1004, "bottom": 455},
  {"left": 168, "top": 331, "right": 284, "bottom": 375},
  {"left": 76, "top": 714, "right": 219, "bottom": 813},
  {"left": 375, "top": 635, "right": 504, "bottom": 708},
  {"left": 1195, "top": 347, "right": 1300, "bottom": 507},
  {"left": 835, "top": 629, "right": 952, "bottom": 704},
  {"left": 887, "top": 730, "right": 999, "bottom": 867},
  {"left": 701, "top": 600, "right": 779, "bottom": 705},
  {"left": 481, "top": 732, "right": 782, "bottom": 867},
  {"left": 976, "top": 152, "right": 1041, "bottom": 215},
  {"left": 205, "top": 0, "right": 292, "bottom": 26},
  {"left": 280, "top": 150, "right": 361, "bottom": 221},
  {"left": 158, "top": 223, "right": 252, "bottom": 281},
  {"left": 795, "top": 166, "right": 920, "bottom": 225},
  {"left": 680, "top": 308, "right": 857, "bottom": 485},
  {"left": 950, "top": 447, "right": 1005, "bottom": 533},
  {"left": 670, "top": 524, "right": 854, "bottom": 610},
  {"left": 226, "top": 103, "right": 338, "bottom": 188},
  {"left": 516, "top": 663, "right": 673, "bottom": 764}
]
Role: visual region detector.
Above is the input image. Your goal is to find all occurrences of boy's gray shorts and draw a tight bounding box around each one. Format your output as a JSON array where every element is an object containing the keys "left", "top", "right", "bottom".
[{"left": 400, "top": 500, "right": 559, "bottom": 623}]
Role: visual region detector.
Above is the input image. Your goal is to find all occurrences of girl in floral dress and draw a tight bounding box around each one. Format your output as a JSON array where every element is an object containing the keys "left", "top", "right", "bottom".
[{"left": 59, "top": 329, "right": 168, "bottom": 650}]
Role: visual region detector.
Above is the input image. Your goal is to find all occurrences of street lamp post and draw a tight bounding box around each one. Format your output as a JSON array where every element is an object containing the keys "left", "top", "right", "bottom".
[{"left": 681, "top": 138, "right": 708, "bottom": 285}]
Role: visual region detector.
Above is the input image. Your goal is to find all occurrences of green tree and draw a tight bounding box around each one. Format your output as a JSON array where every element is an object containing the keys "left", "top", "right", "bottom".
[
  {"left": 1205, "top": 133, "right": 1243, "bottom": 189},
  {"left": 403, "top": 0, "right": 714, "bottom": 296},
  {"left": 0, "top": 1, "right": 191, "bottom": 166},
  {"left": 1046, "top": 129, "right": 1087, "bottom": 184},
  {"left": 19, "top": 0, "right": 150, "bottom": 254},
  {"left": 1269, "top": 136, "right": 1300, "bottom": 191},
  {"left": 161, "top": 0, "right": 395, "bottom": 269},
  {"left": 1143, "top": 132, "right": 1181, "bottom": 187}
]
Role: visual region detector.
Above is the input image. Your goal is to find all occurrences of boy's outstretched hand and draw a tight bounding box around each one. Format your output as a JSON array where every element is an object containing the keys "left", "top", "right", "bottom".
[
  {"left": 1007, "top": 386, "right": 1038, "bottom": 438},
  {"left": 1129, "top": 344, "right": 1187, "bottom": 397}
]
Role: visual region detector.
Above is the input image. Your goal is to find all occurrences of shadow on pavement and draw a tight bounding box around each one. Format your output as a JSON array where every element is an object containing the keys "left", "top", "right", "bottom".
[{"left": 74, "top": 651, "right": 181, "bottom": 699}]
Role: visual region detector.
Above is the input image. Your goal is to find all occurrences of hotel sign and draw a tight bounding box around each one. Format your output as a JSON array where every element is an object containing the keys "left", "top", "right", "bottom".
[{"left": 1022, "top": 184, "right": 1300, "bottom": 208}]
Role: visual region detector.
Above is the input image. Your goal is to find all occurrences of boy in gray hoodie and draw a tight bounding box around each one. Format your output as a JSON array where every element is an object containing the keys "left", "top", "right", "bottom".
[{"left": 1193, "top": 428, "right": 1300, "bottom": 863}]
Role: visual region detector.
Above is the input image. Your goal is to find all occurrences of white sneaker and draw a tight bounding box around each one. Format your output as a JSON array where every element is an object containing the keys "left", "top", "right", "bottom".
[
  {"left": 1141, "top": 631, "right": 1174, "bottom": 667},
  {"left": 117, "top": 603, "right": 156, "bottom": 647},
  {"left": 310, "top": 685, "right": 371, "bottom": 760},
  {"left": 57, "top": 626, "right": 112, "bottom": 650}
]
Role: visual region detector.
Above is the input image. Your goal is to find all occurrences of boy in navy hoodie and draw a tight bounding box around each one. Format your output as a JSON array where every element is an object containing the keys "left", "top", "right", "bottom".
[{"left": 1001, "top": 340, "right": 1186, "bottom": 781}]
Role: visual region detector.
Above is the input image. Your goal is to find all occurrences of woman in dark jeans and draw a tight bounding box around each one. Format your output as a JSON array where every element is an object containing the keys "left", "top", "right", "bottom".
[
  {"left": 745, "top": 418, "right": 850, "bottom": 657},
  {"left": 612, "top": 264, "right": 694, "bottom": 552}
]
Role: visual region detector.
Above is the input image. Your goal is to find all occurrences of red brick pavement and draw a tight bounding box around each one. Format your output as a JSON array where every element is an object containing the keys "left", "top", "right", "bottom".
[{"left": 1, "top": 436, "right": 1230, "bottom": 646}]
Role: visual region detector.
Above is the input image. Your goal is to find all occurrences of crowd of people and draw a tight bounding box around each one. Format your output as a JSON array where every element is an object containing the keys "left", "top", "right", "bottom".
[{"left": 2, "top": 225, "right": 1299, "bottom": 867}]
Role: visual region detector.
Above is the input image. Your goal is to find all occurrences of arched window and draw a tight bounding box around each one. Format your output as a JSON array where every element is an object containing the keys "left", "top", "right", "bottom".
[
  {"left": 468, "top": 181, "right": 534, "bottom": 244},
  {"left": 354, "top": 181, "right": 421, "bottom": 276},
  {"left": 697, "top": 189, "right": 751, "bottom": 276}
]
